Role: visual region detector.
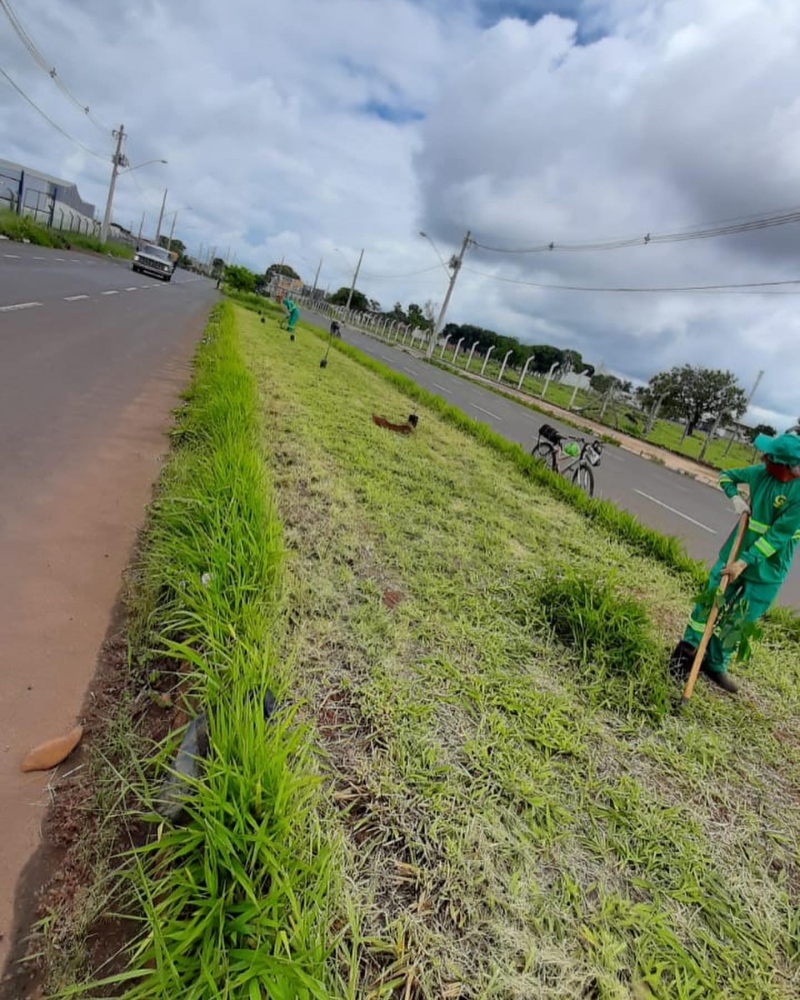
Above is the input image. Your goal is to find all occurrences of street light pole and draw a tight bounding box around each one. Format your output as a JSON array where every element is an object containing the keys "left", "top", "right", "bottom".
[
  {"left": 100, "top": 124, "right": 126, "bottom": 245},
  {"left": 426, "top": 229, "right": 471, "bottom": 359},
  {"left": 345, "top": 249, "right": 364, "bottom": 311},
  {"left": 312, "top": 257, "right": 322, "bottom": 296},
  {"left": 155, "top": 188, "right": 168, "bottom": 245},
  {"left": 167, "top": 210, "right": 178, "bottom": 248}
]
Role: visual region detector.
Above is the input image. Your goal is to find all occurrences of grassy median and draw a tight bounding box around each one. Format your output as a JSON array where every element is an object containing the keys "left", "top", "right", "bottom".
[
  {"left": 238, "top": 304, "right": 800, "bottom": 999},
  {"left": 32, "top": 299, "right": 800, "bottom": 999}
]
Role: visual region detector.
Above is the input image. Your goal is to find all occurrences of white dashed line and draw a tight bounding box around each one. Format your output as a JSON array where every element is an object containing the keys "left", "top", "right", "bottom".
[
  {"left": 402, "top": 366, "right": 416, "bottom": 374},
  {"left": 632, "top": 489, "right": 717, "bottom": 534},
  {"left": 125, "top": 286, "right": 137, "bottom": 291},
  {"left": 64, "top": 294, "right": 89, "bottom": 301},
  {"left": 471, "top": 404, "right": 502, "bottom": 421},
  {"left": 432, "top": 382, "right": 450, "bottom": 393},
  {"left": 0, "top": 300, "right": 41, "bottom": 311},
  {"left": 139, "top": 285, "right": 149, "bottom": 289},
  {"left": 380, "top": 353, "right": 393, "bottom": 361},
  {"left": 53, "top": 257, "right": 65, "bottom": 261},
  {"left": 70, "top": 258, "right": 81, "bottom": 262},
  {"left": 33, "top": 256, "right": 47, "bottom": 260},
  {"left": 100, "top": 289, "right": 119, "bottom": 295},
  {"left": 4, "top": 253, "right": 20, "bottom": 259}
]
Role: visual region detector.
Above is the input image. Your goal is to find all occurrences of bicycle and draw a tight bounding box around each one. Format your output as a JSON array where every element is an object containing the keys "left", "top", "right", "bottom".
[{"left": 531, "top": 423, "right": 603, "bottom": 496}]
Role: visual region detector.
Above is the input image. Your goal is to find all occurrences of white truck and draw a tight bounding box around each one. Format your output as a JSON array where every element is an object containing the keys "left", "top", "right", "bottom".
[{"left": 132, "top": 244, "right": 176, "bottom": 282}]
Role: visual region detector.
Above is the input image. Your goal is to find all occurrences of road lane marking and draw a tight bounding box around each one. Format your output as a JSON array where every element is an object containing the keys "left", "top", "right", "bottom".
[
  {"left": 4, "top": 253, "right": 20, "bottom": 258},
  {"left": 0, "top": 300, "right": 41, "bottom": 311},
  {"left": 125, "top": 286, "right": 137, "bottom": 291},
  {"left": 33, "top": 256, "right": 47, "bottom": 260},
  {"left": 101, "top": 289, "right": 119, "bottom": 295},
  {"left": 380, "top": 353, "right": 393, "bottom": 361},
  {"left": 139, "top": 285, "right": 150, "bottom": 289},
  {"left": 70, "top": 258, "right": 81, "bottom": 262},
  {"left": 471, "top": 404, "right": 502, "bottom": 421},
  {"left": 632, "top": 489, "right": 717, "bottom": 534},
  {"left": 432, "top": 382, "right": 450, "bottom": 393},
  {"left": 53, "top": 257, "right": 65, "bottom": 261},
  {"left": 64, "top": 294, "right": 89, "bottom": 301},
  {"left": 402, "top": 366, "right": 416, "bottom": 374}
]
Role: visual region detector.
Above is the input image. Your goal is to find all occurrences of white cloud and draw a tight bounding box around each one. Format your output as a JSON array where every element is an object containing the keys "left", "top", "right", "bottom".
[{"left": 2, "top": 0, "right": 800, "bottom": 423}]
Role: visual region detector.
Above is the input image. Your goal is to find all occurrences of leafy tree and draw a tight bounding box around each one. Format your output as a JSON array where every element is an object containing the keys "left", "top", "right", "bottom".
[
  {"left": 329, "top": 286, "right": 368, "bottom": 311},
  {"left": 590, "top": 374, "right": 634, "bottom": 395},
  {"left": 749, "top": 423, "right": 777, "bottom": 441},
  {"left": 644, "top": 365, "right": 747, "bottom": 442},
  {"left": 225, "top": 264, "right": 258, "bottom": 293},
  {"left": 528, "top": 345, "right": 565, "bottom": 374},
  {"left": 265, "top": 262, "right": 301, "bottom": 283}
]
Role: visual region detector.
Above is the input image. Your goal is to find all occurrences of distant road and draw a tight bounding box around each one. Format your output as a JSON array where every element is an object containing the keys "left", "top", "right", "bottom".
[
  {"left": 298, "top": 305, "right": 800, "bottom": 608},
  {"left": 0, "top": 243, "right": 216, "bottom": 966}
]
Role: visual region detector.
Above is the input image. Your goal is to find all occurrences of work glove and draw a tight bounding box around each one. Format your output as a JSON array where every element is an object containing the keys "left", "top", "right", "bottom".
[
  {"left": 731, "top": 494, "right": 750, "bottom": 516},
  {"left": 721, "top": 559, "right": 747, "bottom": 583}
]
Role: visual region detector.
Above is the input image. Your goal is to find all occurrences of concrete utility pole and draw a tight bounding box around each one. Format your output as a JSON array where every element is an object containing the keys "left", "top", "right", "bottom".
[
  {"left": 427, "top": 230, "right": 471, "bottom": 359},
  {"left": 136, "top": 212, "right": 144, "bottom": 248},
  {"left": 167, "top": 210, "right": 178, "bottom": 248},
  {"left": 345, "top": 249, "right": 364, "bottom": 311},
  {"left": 155, "top": 188, "right": 168, "bottom": 245},
  {"left": 725, "top": 368, "right": 765, "bottom": 456},
  {"left": 312, "top": 257, "right": 322, "bottom": 295},
  {"left": 100, "top": 124, "right": 126, "bottom": 245}
]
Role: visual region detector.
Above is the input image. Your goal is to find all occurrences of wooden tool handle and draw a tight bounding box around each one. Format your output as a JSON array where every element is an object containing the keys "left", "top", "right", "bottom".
[{"left": 680, "top": 511, "right": 749, "bottom": 705}]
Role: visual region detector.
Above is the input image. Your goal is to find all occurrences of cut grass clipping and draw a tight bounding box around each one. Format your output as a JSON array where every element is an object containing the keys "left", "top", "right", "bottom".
[{"left": 59, "top": 301, "right": 333, "bottom": 998}]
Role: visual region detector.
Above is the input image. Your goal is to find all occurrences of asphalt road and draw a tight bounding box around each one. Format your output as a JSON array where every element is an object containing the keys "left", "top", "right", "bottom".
[
  {"left": 0, "top": 242, "right": 216, "bottom": 967},
  {"left": 299, "top": 306, "right": 800, "bottom": 608}
]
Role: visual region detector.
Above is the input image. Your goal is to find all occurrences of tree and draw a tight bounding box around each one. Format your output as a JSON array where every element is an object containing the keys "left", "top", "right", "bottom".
[
  {"left": 368, "top": 298, "right": 381, "bottom": 312},
  {"left": 225, "top": 264, "right": 258, "bottom": 293},
  {"left": 265, "top": 262, "right": 301, "bottom": 283},
  {"left": 212, "top": 256, "right": 225, "bottom": 276},
  {"left": 645, "top": 365, "right": 747, "bottom": 443},
  {"left": 329, "top": 286, "right": 368, "bottom": 311},
  {"left": 749, "top": 423, "right": 777, "bottom": 441}
]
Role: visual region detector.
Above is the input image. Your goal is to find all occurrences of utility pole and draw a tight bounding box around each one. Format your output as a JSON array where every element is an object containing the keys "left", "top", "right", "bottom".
[
  {"left": 312, "top": 257, "right": 322, "bottom": 296},
  {"left": 136, "top": 211, "right": 144, "bottom": 248},
  {"left": 426, "top": 230, "right": 471, "bottom": 359},
  {"left": 155, "top": 188, "right": 167, "bottom": 245},
  {"left": 725, "top": 368, "right": 765, "bottom": 456},
  {"left": 100, "top": 124, "right": 126, "bottom": 245},
  {"left": 345, "top": 248, "right": 364, "bottom": 311}
]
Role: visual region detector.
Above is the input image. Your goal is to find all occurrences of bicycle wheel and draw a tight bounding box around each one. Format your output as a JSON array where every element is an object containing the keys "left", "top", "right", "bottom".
[
  {"left": 572, "top": 462, "right": 594, "bottom": 496},
  {"left": 532, "top": 440, "right": 558, "bottom": 472}
]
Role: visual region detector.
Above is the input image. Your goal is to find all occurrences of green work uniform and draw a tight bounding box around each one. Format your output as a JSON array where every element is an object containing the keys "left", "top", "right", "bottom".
[{"left": 683, "top": 464, "right": 800, "bottom": 672}]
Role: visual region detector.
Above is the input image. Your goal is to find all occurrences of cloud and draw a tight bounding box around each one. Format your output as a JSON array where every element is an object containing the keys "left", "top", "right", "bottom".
[{"left": 2, "top": 0, "right": 800, "bottom": 423}]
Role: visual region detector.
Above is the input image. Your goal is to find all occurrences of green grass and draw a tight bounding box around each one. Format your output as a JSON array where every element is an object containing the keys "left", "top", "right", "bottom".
[
  {"left": 0, "top": 208, "right": 133, "bottom": 258},
  {"left": 237, "top": 303, "right": 800, "bottom": 999},
  {"left": 46, "top": 302, "right": 335, "bottom": 998}
]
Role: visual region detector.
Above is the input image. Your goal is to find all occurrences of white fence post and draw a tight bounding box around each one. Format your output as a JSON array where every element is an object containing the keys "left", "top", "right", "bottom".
[
  {"left": 452, "top": 336, "right": 466, "bottom": 365},
  {"left": 439, "top": 333, "right": 452, "bottom": 359},
  {"left": 497, "top": 350, "right": 513, "bottom": 383},
  {"left": 517, "top": 354, "right": 535, "bottom": 390},
  {"left": 480, "top": 345, "right": 496, "bottom": 376}
]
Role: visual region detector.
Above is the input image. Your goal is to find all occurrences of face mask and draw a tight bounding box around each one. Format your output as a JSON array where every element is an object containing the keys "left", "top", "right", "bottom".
[{"left": 765, "top": 459, "right": 800, "bottom": 483}]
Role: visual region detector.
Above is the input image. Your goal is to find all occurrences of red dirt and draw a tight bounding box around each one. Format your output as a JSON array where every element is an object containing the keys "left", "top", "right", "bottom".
[{"left": 0, "top": 313, "right": 204, "bottom": 978}]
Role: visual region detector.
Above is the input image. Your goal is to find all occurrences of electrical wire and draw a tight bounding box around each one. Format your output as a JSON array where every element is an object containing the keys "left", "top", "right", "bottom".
[
  {"left": 472, "top": 206, "right": 800, "bottom": 255},
  {"left": 462, "top": 265, "right": 800, "bottom": 294},
  {"left": 0, "top": 0, "right": 110, "bottom": 132},
  {"left": 360, "top": 264, "right": 443, "bottom": 280},
  {"left": 0, "top": 64, "right": 106, "bottom": 158}
]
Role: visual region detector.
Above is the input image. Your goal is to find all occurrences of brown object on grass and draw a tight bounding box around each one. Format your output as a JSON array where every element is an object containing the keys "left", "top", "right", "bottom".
[
  {"left": 373, "top": 414, "right": 415, "bottom": 434},
  {"left": 382, "top": 590, "right": 405, "bottom": 610},
  {"left": 21, "top": 725, "right": 83, "bottom": 772}
]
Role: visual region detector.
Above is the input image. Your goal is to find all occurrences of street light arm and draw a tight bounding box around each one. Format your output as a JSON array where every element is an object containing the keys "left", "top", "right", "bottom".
[
  {"left": 119, "top": 159, "right": 168, "bottom": 175},
  {"left": 419, "top": 231, "right": 450, "bottom": 275}
]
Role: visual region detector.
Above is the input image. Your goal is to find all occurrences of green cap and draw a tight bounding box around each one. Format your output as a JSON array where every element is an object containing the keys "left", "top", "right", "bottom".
[{"left": 754, "top": 432, "right": 800, "bottom": 466}]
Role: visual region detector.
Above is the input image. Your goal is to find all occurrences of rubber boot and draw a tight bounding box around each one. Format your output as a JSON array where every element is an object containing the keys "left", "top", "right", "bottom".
[
  {"left": 701, "top": 663, "right": 739, "bottom": 694},
  {"left": 668, "top": 640, "right": 697, "bottom": 680}
]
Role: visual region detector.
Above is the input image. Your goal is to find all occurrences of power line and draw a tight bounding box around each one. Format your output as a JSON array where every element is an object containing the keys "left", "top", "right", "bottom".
[
  {"left": 360, "top": 264, "right": 443, "bottom": 280},
  {"left": 0, "top": 64, "right": 106, "bottom": 158},
  {"left": 472, "top": 206, "right": 800, "bottom": 255},
  {"left": 462, "top": 265, "right": 800, "bottom": 295},
  {"left": 0, "top": 0, "right": 110, "bottom": 132}
]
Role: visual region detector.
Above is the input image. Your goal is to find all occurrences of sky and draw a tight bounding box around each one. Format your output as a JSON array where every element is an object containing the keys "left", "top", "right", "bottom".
[{"left": 2, "top": 0, "right": 800, "bottom": 426}]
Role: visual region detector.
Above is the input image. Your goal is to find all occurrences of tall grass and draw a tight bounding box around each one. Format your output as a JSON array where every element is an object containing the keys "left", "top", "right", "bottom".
[
  {"left": 0, "top": 208, "right": 132, "bottom": 257},
  {"left": 69, "top": 301, "right": 333, "bottom": 998}
]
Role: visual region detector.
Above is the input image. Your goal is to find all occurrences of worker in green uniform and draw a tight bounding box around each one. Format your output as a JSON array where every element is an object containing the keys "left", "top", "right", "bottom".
[
  {"left": 284, "top": 297, "right": 299, "bottom": 332},
  {"left": 670, "top": 432, "right": 800, "bottom": 693}
]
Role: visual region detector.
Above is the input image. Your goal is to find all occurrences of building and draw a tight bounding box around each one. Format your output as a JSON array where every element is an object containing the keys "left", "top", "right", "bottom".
[{"left": 0, "top": 158, "right": 96, "bottom": 234}]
